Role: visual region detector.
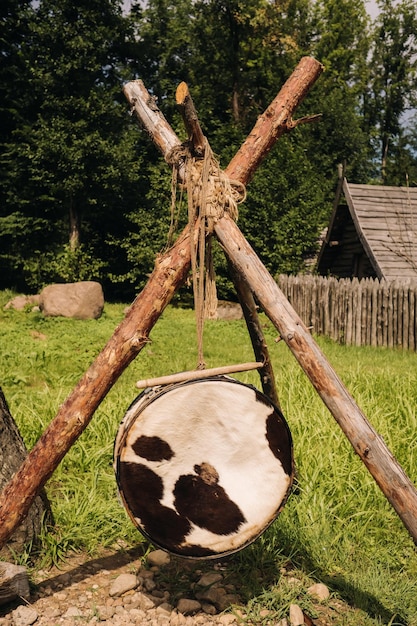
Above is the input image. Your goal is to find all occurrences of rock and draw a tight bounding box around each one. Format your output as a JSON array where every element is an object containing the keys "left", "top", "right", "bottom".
[
  {"left": 289, "top": 603, "right": 304, "bottom": 626},
  {"left": 4, "top": 295, "right": 40, "bottom": 312},
  {"left": 39, "top": 281, "right": 104, "bottom": 319},
  {"left": 62, "top": 606, "right": 83, "bottom": 618},
  {"left": 136, "top": 591, "right": 157, "bottom": 610},
  {"left": 216, "top": 301, "right": 243, "bottom": 320},
  {"left": 201, "top": 602, "right": 218, "bottom": 615},
  {"left": 195, "top": 586, "right": 229, "bottom": 611},
  {"left": 177, "top": 598, "right": 202, "bottom": 615},
  {"left": 109, "top": 573, "right": 139, "bottom": 597},
  {"left": 218, "top": 615, "right": 237, "bottom": 625},
  {"left": 156, "top": 602, "right": 173, "bottom": 615},
  {"left": 96, "top": 604, "right": 115, "bottom": 620},
  {"left": 197, "top": 572, "right": 223, "bottom": 587},
  {"left": 10, "top": 605, "right": 38, "bottom": 626},
  {"left": 0, "top": 563, "right": 30, "bottom": 605},
  {"left": 143, "top": 577, "right": 156, "bottom": 592},
  {"left": 146, "top": 549, "right": 170, "bottom": 567},
  {"left": 307, "top": 582, "right": 330, "bottom": 601}
]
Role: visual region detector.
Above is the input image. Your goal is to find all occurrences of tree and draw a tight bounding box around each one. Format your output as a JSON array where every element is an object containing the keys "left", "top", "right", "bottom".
[
  {"left": 0, "top": 388, "right": 52, "bottom": 558},
  {"left": 0, "top": 0, "right": 148, "bottom": 296},
  {"left": 0, "top": 0, "right": 34, "bottom": 147},
  {"left": 300, "top": 0, "right": 372, "bottom": 184},
  {"left": 367, "top": 0, "right": 417, "bottom": 183}
]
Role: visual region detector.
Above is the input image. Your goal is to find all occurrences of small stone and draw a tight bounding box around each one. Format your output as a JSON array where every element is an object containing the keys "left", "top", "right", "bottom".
[
  {"left": 129, "top": 608, "right": 146, "bottom": 620},
  {"left": 43, "top": 606, "right": 61, "bottom": 618},
  {"left": 278, "top": 619, "right": 289, "bottom": 626},
  {"left": 62, "top": 606, "right": 83, "bottom": 618},
  {"left": 218, "top": 615, "right": 237, "bottom": 624},
  {"left": 52, "top": 591, "right": 67, "bottom": 601},
  {"left": 259, "top": 609, "right": 271, "bottom": 617},
  {"left": 11, "top": 606, "right": 38, "bottom": 626},
  {"left": 136, "top": 591, "right": 157, "bottom": 610},
  {"left": 307, "top": 582, "right": 330, "bottom": 601},
  {"left": 109, "top": 573, "right": 138, "bottom": 597},
  {"left": 289, "top": 603, "right": 304, "bottom": 626},
  {"left": 177, "top": 598, "right": 202, "bottom": 615},
  {"left": 96, "top": 605, "right": 115, "bottom": 620},
  {"left": 202, "top": 602, "right": 218, "bottom": 615},
  {"left": 144, "top": 577, "right": 156, "bottom": 591},
  {"left": 197, "top": 572, "right": 223, "bottom": 587},
  {"left": 156, "top": 602, "right": 173, "bottom": 615},
  {"left": 195, "top": 586, "right": 226, "bottom": 609},
  {"left": 147, "top": 549, "right": 171, "bottom": 567}
]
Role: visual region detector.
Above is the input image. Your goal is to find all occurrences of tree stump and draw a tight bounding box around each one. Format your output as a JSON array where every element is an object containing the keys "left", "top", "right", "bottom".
[{"left": 0, "top": 388, "right": 52, "bottom": 559}]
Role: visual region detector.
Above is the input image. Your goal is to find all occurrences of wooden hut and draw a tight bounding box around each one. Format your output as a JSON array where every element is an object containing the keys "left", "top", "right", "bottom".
[{"left": 317, "top": 179, "right": 417, "bottom": 281}]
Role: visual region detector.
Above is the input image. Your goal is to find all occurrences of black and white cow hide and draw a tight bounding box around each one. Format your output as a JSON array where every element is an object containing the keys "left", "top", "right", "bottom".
[{"left": 114, "top": 377, "right": 293, "bottom": 558}]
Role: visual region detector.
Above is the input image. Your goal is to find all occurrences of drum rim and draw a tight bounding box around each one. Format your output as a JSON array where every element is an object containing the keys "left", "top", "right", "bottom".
[{"left": 114, "top": 376, "right": 294, "bottom": 559}]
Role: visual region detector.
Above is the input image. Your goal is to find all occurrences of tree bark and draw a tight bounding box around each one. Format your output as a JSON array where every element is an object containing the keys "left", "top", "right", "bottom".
[
  {"left": 0, "top": 57, "right": 324, "bottom": 549},
  {"left": 214, "top": 215, "right": 417, "bottom": 544},
  {"left": 0, "top": 388, "right": 52, "bottom": 558}
]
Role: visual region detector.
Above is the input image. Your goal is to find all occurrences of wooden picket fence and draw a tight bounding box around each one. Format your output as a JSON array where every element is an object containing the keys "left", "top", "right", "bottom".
[{"left": 277, "top": 274, "right": 417, "bottom": 350}]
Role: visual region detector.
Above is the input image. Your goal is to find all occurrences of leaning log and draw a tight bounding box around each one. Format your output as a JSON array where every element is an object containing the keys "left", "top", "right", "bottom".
[
  {"left": 216, "top": 217, "right": 417, "bottom": 543},
  {"left": 0, "top": 56, "right": 323, "bottom": 549}
]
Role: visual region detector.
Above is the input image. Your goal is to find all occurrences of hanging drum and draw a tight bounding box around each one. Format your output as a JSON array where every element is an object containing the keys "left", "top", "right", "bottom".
[{"left": 114, "top": 376, "right": 294, "bottom": 558}]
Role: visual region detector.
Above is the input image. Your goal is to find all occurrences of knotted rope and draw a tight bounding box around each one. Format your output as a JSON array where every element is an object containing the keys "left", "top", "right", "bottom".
[{"left": 166, "top": 141, "right": 246, "bottom": 369}]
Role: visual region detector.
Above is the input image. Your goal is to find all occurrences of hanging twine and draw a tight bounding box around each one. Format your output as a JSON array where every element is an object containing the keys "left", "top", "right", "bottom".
[{"left": 166, "top": 141, "right": 246, "bottom": 369}]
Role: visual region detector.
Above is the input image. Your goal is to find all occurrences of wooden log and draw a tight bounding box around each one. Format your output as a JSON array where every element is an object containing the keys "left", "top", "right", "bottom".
[
  {"left": 214, "top": 214, "right": 417, "bottom": 544},
  {"left": 229, "top": 263, "right": 280, "bottom": 408},
  {"left": 0, "top": 57, "right": 324, "bottom": 549},
  {"left": 176, "top": 81, "right": 206, "bottom": 156},
  {"left": 0, "top": 227, "right": 193, "bottom": 548},
  {"left": 123, "top": 80, "right": 180, "bottom": 157},
  {"left": 135, "top": 361, "right": 263, "bottom": 389},
  {"left": 226, "top": 56, "right": 323, "bottom": 184}
]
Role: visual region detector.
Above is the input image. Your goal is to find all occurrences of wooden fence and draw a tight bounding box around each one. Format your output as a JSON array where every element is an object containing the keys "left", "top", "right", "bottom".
[{"left": 277, "top": 275, "right": 417, "bottom": 350}]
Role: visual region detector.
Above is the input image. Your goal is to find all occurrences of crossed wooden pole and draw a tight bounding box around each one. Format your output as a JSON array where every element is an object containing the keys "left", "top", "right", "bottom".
[{"left": 1, "top": 57, "right": 417, "bottom": 549}]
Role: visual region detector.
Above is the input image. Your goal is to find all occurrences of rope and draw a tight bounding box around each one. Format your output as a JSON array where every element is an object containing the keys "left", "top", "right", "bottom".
[{"left": 166, "top": 141, "right": 246, "bottom": 369}]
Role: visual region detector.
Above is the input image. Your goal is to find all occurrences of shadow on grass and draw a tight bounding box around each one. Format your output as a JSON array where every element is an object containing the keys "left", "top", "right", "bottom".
[{"left": 227, "top": 524, "right": 408, "bottom": 626}]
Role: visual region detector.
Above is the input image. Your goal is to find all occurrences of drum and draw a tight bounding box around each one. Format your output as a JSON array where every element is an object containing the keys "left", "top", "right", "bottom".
[{"left": 114, "top": 376, "right": 294, "bottom": 558}]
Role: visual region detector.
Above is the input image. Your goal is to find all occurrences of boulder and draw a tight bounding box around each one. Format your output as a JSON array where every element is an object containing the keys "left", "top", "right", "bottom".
[
  {"left": 216, "top": 300, "right": 243, "bottom": 320},
  {"left": 4, "top": 295, "right": 40, "bottom": 311},
  {"left": 39, "top": 282, "right": 104, "bottom": 319}
]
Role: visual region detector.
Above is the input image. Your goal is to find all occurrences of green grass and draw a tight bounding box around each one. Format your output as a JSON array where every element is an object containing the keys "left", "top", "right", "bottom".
[{"left": 1, "top": 289, "right": 417, "bottom": 624}]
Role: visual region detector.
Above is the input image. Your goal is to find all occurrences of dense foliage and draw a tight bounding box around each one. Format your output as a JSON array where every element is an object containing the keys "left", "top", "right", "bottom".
[{"left": 1, "top": 0, "right": 417, "bottom": 300}]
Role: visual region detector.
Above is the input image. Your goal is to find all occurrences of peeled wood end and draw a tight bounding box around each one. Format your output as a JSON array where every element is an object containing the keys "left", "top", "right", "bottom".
[{"left": 176, "top": 81, "right": 189, "bottom": 105}]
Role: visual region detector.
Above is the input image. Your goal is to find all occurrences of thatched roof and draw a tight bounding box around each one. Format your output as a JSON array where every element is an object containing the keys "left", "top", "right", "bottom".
[{"left": 317, "top": 179, "right": 417, "bottom": 281}]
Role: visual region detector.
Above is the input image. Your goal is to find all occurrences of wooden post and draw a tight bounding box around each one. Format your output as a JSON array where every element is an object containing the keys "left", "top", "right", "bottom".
[
  {"left": 0, "top": 57, "right": 323, "bottom": 549},
  {"left": 229, "top": 263, "right": 281, "bottom": 409},
  {"left": 176, "top": 81, "right": 206, "bottom": 156}
]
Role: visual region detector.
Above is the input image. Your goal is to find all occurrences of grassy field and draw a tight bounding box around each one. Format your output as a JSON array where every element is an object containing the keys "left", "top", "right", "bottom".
[{"left": 1, "top": 289, "right": 417, "bottom": 625}]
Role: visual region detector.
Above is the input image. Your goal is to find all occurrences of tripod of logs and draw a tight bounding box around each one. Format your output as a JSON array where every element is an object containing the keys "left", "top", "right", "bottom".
[{"left": 0, "top": 57, "right": 417, "bottom": 550}]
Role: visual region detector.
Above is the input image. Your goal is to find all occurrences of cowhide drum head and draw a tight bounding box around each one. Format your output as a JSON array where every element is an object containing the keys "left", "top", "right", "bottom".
[{"left": 114, "top": 376, "right": 293, "bottom": 558}]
